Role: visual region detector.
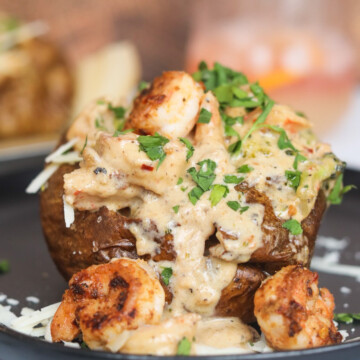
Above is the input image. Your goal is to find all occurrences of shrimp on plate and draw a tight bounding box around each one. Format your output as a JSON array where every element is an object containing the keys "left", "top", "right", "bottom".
[
  {"left": 127, "top": 71, "right": 204, "bottom": 139},
  {"left": 254, "top": 265, "right": 342, "bottom": 350},
  {"left": 51, "top": 258, "right": 165, "bottom": 352}
]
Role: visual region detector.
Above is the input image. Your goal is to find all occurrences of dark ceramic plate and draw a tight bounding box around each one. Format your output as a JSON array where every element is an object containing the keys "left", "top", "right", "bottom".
[{"left": 0, "top": 164, "right": 359, "bottom": 360}]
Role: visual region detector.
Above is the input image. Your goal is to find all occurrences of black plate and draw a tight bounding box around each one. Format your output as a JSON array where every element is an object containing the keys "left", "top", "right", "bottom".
[{"left": 0, "top": 164, "right": 359, "bottom": 360}]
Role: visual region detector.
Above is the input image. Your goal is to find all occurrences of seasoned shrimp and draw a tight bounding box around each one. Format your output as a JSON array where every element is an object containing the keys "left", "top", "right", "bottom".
[
  {"left": 127, "top": 71, "right": 204, "bottom": 139},
  {"left": 51, "top": 258, "right": 165, "bottom": 352},
  {"left": 254, "top": 265, "right": 342, "bottom": 350}
]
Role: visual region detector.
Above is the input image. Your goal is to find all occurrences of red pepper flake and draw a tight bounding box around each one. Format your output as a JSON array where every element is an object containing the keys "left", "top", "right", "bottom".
[
  {"left": 141, "top": 164, "right": 154, "bottom": 171},
  {"left": 74, "top": 190, "right": 82, "bottom": 196},
  {"left": 304, "top": 146, "right": 314, "bottom": 154}
]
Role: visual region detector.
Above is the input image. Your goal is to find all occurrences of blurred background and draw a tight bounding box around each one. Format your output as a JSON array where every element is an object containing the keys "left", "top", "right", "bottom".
[{"left": 0, "top": 0, "right": 359, "bottom": 171}]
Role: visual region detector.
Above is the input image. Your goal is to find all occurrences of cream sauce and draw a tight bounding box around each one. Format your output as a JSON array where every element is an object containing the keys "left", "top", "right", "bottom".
[{"left": 61, "top": 71, "right": 340, "bottom": 355}]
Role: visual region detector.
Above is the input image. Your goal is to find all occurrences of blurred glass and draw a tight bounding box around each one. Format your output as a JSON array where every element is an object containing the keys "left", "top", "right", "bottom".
[{"left": 186, "top": 0, "right": 357, "bottom": 136}]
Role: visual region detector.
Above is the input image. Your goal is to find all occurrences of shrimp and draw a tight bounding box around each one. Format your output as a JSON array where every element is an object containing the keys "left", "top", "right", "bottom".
[
  {"left": 51, "top": 258, "right": 165, "bottom": 352},
  {"left": 254, "top": 265, "right": 342, "bottom": 350},
  {"left": 127, "top": 71, "right": 204, "bottom": 139},
  {"left": 194, "top": 91, "right": 224, "bottom": 144}
]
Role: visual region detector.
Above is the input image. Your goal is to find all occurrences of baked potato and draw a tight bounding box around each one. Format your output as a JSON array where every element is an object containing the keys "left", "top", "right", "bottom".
[
  {"left": 38, "top": 63, "right": 344, "bottom": 324},
  {"left": 0, "top": 14, "right": 73, "bottom": 138}
]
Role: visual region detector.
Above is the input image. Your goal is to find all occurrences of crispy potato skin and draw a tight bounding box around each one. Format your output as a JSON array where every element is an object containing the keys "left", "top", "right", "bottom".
[
  {"left": 40, "top": 164, "right": 138, "bottom": 280},
  {"left": 215, "top": 265, "right": 266, "bottom": 323},
  {"left": 235, "top": 183, "right": 326, "bottom": 273},
  {"left": 41, "top": 164, "right": 326, "bottom": 323}
]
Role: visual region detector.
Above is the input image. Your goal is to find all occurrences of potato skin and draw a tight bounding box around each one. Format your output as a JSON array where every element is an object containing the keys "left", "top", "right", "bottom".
[
  {"left": 40, "top": 164, "right": 138, "bottom": 280},
  {"left": 216, "top": 265, "right": 266, "bottom": 323},
  {"left": 40, "top": 163, "right": 326, "bottom": 323},
  {"left": 235, "top": 183, "right": 326, "bottom": 273}
]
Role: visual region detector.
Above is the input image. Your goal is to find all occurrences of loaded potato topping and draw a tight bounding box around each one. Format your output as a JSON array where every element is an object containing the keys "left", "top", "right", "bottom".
[{"left": 42, "top": 63, "right": 346, "bottom": 354}]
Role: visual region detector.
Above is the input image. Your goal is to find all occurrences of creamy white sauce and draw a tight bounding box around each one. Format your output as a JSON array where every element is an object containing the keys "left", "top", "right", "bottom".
[{"left": 61, "top": 76, "right": 340, "bottom": 354}]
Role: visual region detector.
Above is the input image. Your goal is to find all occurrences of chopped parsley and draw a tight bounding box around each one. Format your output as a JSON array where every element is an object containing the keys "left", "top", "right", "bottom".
[
  {"left": 176, "top": 337, "right": 192, "bottom": 356},
  {"left": 282, "top": 219, "right": 303, "bottom": 235},
  {"left": 187, "top": 159, "right": 217, "bottom": 192},
  {"left": 209, "top": 184, "right": 229, "bottom": 206},
  {"left": 285, "top": 170, "right": 302, "bottom": 190},
  {"left": 227, "top": 201, "right": 241, "bottom": 211},
  {"left": 113, "top": 129, "right": 133, "bottom": 137},
  {"left": 0, "top": 260, "right": 9, "bottom": 274},
  {"left": 80, "top": 341, "right": 89, "bottom": 349},
  {"left": 295, "top": 111, "right": 306, "bottom": 118},
  {"left": 177, "top": 177, "right": 183, "bottom": 185},
  {"left": 138, "top": 80, "right": 149, "bottom": 91},
  {"left": 179, "top": 137, "right": 195, "bottom": 161},
  {"left": 241, "top": 99, "right": 275, "bottom": 146},
  {"left": 108, "top": 103, "right": 126, "bottom": 119},
  {"left": 293, "top": 153, "right": 307, "bottom": 170},
  {"left": 138, "top": 133, "right": 170, "bottom": 169},
  {"left": 327, "top": 174, "right": 356, "bottom": 205},
  {"left": 197, "top": 108, "right": 212, "bottom": 124},
  {"left": 161, "top": 267, "right": 173, "bottom": 286},
  {"left": 96, "top": 99, "right": 106, "bottom": 105},
  {"left": 224, "top": 175, "right": 244, "bottom": 184},
  {"left": 237, "top": 164, "right": 253, "bottom": 173},
  {"left": 240, "top": 206, "right": 249, "bottom": 214},
  {"left": 95, "top": 116, "right": 107, "bottom": 131},
  {"left": 221, "top": 112, "right": 243, "bottom": 126},
  {"left": 188, "top": 186, "right": 204, "bottom": 205},
  {"left": 180, "top": 186, "right": 188, "bottom": 192},
  {"left": 228, "top": 140, "right": 242, "bottom": 154},
  {"left": 226, "top": 201, "right": 249, "bottom": 214},
  {"left": 173, "top": 205, "right": 180, "bottom": 214},
  {"left": 80, "top": 135, "right": 88, "bottom": 155},
  {"left": 334, "top": 313, "right": 360, "bottom": 324},
  {"left": 224, "top": 124, "right": 240, "bottom": 138}
]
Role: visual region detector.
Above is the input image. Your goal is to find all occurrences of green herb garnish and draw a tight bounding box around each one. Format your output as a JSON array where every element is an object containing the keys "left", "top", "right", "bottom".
[
  {"left": 187, "top": 159, "right": 217, "bottom": 192},
  {"left": 177, "top": 177, "right": 183, "bottom": 185},
  {"left": 113, "top": 129, "right": 134, "bottom": 137},
  {"left": 197, "top": 108, "right": 212, "bottom": 124},
  {"left": 228, "top": 140, "right": 242, "bottom": 154},
  {"left": 173, "top": 205, "right": 180, "bottom": 214},
  {"left": 224, "top": 124, "right": 240, "bottom": 138},
  {"left": 80, "top": 135, "right": 88, "bottom": 155},
  {"left": 188, "top": 186, "right": 204, "bottom": 205},
  {"left": 240, "top": 206, "right": 249, "bottom": 214},
  {"left": 0, "top": 260, "right": 10, "bottom": 274},
  {"left": 327, "top": 174, "right": 356, "bottom": 205},
  {"left": 161, "top": 267, "right": 173, "bottom": 286},
  {"left": 224, "top": 175, "right": 244, "bottom": 184},
  {"left": 108, "top": 103, "right": 126, "bottom": 119},
  {"left": 285, "top": 170, "right": 302, "bottom": 190},
  {"left": 334, "top": 313, "right": 360, "bottom": 324},
  {"left": 138, "top": 80, "right": 149, "bottom": 91},
  {"left": 282, "top": 219, "right": 303, "bottom": 235},
  {"left": 95, "top": 116, "right": 107, "bottom": 131},
  {"left": 237, "top": 164, "right": 253, "bottom": 173},
  {"left": 138, "top": 133, "right": 170, "bottom": 169},
  {"left": 227, "top": 201, "right": 241, "bottom": 211},
  {"left": 293, "top": 153, "right": 307, "bottom": 170},
  {"left": 179, "top": 137, "right": 195, "bottom": 161},
  {"left": 176, "top": 337, "right": 192, "bottom": 356},
  {"left": 209, "top": 184, "right": 229, "bottom": 206}
]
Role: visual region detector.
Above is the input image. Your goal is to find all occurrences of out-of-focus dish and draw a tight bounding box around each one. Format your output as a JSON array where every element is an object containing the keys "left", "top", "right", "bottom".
[
  {"left": 21, "top": 61, "right": 355, "bottom": 355},
  {"left": 0, "top": 13, "right": 73, "bottom": 139}
]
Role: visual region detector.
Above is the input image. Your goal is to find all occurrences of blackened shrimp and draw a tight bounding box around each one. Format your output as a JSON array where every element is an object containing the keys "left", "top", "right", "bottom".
[
  {"left": 51, "top": 258, "right": 165, "bottom": 352},
  {"left": 254, "top": 265, "right": 342, "bottom": 350}
]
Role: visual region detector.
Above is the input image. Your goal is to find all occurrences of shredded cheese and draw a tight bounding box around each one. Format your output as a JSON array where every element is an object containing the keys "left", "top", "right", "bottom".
[
  {"left": 25, "top": 164, "right": 59, "bottom": 194},
  {"left": 63, "top": 195, "right": 75, "bottom": 228},
  {"left": 45, "top": 137, "right": 79, "bottom": 163}
]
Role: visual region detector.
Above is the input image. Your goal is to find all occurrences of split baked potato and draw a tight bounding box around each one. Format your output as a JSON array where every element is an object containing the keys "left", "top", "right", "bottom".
[{"left": 39, "top": 63, "right": 344, "bottom": 324}]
